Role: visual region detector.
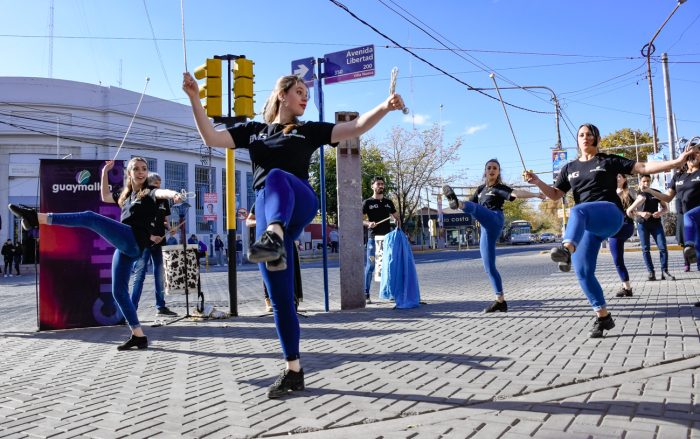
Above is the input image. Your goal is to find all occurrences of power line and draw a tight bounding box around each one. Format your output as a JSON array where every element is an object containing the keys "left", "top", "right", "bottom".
[
  {"left": 141, "top": 0, "right": 177, "bottom": 98},
  {"left": 328, "top": 0, "right": 553, "bottom": 115}
]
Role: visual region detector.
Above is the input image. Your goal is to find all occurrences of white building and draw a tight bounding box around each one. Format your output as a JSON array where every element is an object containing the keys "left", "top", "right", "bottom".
[{"left": 0, "top": 77, "right": 254, "bottom": 254}]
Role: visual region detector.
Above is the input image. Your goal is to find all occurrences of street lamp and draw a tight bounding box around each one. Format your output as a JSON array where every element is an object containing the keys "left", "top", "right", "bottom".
[{"left": 642, "top": 0, "right": 687, "bottom": 154}]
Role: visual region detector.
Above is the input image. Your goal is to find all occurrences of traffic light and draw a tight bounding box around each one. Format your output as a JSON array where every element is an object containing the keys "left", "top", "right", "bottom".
[
  {"left": 233, "top": 58, "right": 255, "bottom": 118},
  {"left": 194, "top": 58, "right": 222, "bottom": 118}
]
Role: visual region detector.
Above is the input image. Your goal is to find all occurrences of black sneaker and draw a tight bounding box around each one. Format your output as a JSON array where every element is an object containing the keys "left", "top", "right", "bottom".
[
  {"left": 8, "top": 204, "right": 39, "bottom": 230},
  {"left": 550, "top": 246, "right": 571, "bottom": 272},
  {"left": 248, "top": 231, "right": 286, "bottom": 263},
  {"left": 484, "top": 300, "right": 507, "bottom": 313},
  {"left": 589, "top": 313, "right": 615, "bottom": 338},
  {"left": 662, "top": 271, "right": 676, "bottom": 281},
  {"left": 267, "top": 368, "right": 304, "bottom": 399},
  {"left": 441, "top": 185, "right": 461, "bottom": 210},
  {"left": 365, "top": 295, "right": 372, "bottom": 304},
  {"left": 265, "top": 254, "right": 287, "bottom": 272},
  {"left": 156, "top": 307, "right": 178, "bottom": 317},
  {"left": 647, "top": 271, "right": 656, "bottom": 281},
  {"left": 684, "top": 245, "right": 697, "bottom": 265},
  {"left": 615, "top": 287, "right": 633, "bottom": 297},
  {"left": 695, "top": 301, "right": 700, "bottom": 307}
]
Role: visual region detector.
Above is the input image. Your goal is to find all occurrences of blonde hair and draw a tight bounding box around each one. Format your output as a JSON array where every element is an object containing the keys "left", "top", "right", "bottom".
[
  {"left": 262, "top": 75, "right": 307, "bottom": 128},
  {"left": 117, "top": 157, "right": 151, "bottom": 207},
  {"left": 617, "top": 174, "right": 634, "bottom": 210}
]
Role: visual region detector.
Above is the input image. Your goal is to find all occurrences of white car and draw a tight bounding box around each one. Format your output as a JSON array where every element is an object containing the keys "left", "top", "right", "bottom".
[
  {"left": 511, "top": 233, "right": 534, "bottom": 245},
  {"left": 540, "top": 233, "right": 556, "bottom": 243}
]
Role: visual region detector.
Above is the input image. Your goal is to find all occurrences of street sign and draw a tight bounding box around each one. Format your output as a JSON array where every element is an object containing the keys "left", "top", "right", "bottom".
[
  {"left": 291, "top": 57, "right": 315, "bottom": 87},
  {"left": 236, "top": 207, "right": 247, "bottom": 220},
  {"left": 323, "top": 44, "right": 375, "bottom": 85}
]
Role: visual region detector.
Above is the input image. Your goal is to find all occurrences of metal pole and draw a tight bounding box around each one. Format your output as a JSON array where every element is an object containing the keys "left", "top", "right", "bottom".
[
  {"left": 317, "top": 58, "right": 330, "bottom": 312},
  {"left": 662, "top": 53, "right": 676, "bottom": 166},
  {"left": 642, "top": 0, "right": 686, "bottom": 154},
  {"left": 225, "top": 57, "right": 238, "bottom": 317}
]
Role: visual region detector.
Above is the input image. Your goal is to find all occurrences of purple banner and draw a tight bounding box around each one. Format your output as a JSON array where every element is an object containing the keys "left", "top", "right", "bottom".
[{"left": 39, "top": 159, "right": 124, "bottom": 330}]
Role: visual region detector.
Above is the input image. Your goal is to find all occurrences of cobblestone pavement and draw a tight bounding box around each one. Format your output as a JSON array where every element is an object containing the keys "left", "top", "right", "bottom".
[{"left": 0, "top": 248, "right": 699, "bottom": 438}]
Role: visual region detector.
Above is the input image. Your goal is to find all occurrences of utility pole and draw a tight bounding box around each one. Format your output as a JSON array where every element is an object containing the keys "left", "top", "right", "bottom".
[{"left": 662, "top": 53, "right": 676, "bottom": 167}]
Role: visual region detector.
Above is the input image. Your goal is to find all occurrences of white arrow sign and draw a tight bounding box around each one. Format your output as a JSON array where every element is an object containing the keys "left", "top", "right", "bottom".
[{"left": 293, "top": 63, "right": 309, "bottom": 78}]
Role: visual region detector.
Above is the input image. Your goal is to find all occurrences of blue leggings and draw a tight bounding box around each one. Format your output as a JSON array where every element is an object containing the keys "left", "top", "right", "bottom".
[
  {"left": 608, "top": 222, "right": 634, "bottom": 282},
  {"left": 255, "top": 169, "right": 318, "bottom": 361},
  {"left": 563, "top": 202, "right": 623, "bottom": 311},
  {"left": 48, "top": 211, "right": 143, "bottom": 329},
  {"left": 462, "top": 202, "right": 505, "bottom": 295},
  {"left": 684, "top": 206, "right": 700, "bottom": 248}
]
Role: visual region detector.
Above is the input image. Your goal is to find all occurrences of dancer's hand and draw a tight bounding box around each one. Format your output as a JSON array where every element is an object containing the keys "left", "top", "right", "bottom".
[
  {"left": 537, "top": 192, "right": 546, "bottom": 200},
  {"left": 367, "top": 221, "right": 376, "bottom": 229},
  {"left": 103, "top": 160, "right": 115, "bottom": 173},
  {"left": 172, "top": 192, "right": 184, "bottom": 203},
  {"left": 523, "top": 171, "right": 539, "bottom": 184},
  {"left": 150, "top": 235, "right": 163, "bottom": 244},
  {"left": 652, "top": 211, "right": 663, "bottom": 219},
  {"left": 384, "top": 93, "right": 405, "bottom": 112},
  {"left": 182, "top": 72, "right": 199, "bottom": 100}
]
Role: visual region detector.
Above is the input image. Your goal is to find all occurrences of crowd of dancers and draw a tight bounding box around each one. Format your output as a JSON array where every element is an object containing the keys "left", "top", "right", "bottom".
[{"left": 7, "top": 70, "right": 699, "bottom": 399}]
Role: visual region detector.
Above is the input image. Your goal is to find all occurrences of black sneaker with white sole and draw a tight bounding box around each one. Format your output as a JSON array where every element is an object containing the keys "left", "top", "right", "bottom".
[
  {"left": 589, "top": 313, "right": 615, "bottom": 338},
  {"left": 265, "top": 254, "right": 287, "bottom": 272},
  {"left": 441, "top": 185, "right": 461, "bottom": 210},
  {"left": 248, "top": 231, "right": 286, "bottom": 264},
  {"left": 267, "top": 368, "right": 304, "bottom": 399},
  {"left": 550, "top": 246, "right": 571, "bottom": 272},
  {"left": 8, "top": 204, "right": 39, "bottom": 230}
]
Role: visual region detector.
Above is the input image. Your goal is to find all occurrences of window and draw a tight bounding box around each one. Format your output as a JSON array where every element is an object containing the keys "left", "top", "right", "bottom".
[
  {"left": 246, "top": 172, "right": 255, "bottom": 211},
  {"left": 165, "top": 160, "right": 188, "bottom": 232},
  {"left": 132, "top": 156, "right": 157, "bottom": 174},
  {"left": 195, "top": 165, "right": 216, "bottom": 233}
]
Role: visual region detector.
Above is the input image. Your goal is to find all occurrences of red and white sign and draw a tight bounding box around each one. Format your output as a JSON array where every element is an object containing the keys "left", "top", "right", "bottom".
[
  {"left": 203, "top": 192, "right": 218, "bottom": 203},
  {"left": 236, "top": 207, "right": 248, "bottom": 220}
]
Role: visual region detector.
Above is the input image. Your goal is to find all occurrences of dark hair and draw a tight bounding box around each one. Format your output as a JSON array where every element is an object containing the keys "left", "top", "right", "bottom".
[
  {"left": 482, "top": 159, "right": 503, "bottom": 186},
  {"left": 640, "top": 174, "right": 651, "bottom": 180},
  {"left": 372, "top": 176, "right": 385, "bottom": 184},
  {"left": 578, "top": 123, "right": 601, "bottom": 148}
]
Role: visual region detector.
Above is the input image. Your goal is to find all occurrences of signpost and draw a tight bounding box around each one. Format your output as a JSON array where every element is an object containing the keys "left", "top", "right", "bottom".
[
  {"left": 323, "top": 45, "right": 375, "bottom": 85},
  {"left": 290, "top": 43, "right": 376, "bottom": 312}
]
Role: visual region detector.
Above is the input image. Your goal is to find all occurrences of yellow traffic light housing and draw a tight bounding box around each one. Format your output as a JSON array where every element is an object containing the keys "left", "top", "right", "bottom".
[
  {"left": 233, "top": 58, "right": 255, "bottom": 118},
  {"left": 194, "top": 58, "right": 222, "bottom": 118}
]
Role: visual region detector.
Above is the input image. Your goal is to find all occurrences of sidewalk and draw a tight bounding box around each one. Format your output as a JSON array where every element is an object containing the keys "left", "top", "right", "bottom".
[{"left": 0, "top": 249, "right": 698, "bottom": 437}]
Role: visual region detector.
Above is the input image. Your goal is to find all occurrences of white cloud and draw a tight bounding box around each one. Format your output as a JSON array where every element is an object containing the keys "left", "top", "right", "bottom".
[
  {"left": 404, "top": 113, "right": 430, "bottom": 126},
  {"left": 465, "top": 124, "right": 487, "bottom": 135}
]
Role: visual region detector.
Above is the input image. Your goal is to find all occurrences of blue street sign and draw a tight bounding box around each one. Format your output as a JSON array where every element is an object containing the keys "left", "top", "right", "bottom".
[
  {"left": 323, "top": 44, "right": 375, "bottom": 85},
  {"left": 291, "top": 57, "right": 315, "bottom": 87}
]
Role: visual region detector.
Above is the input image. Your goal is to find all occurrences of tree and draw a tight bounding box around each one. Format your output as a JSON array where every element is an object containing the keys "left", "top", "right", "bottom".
[
  {"left": 379, "top": 123, "right": 462, "bottom": 226},
  {"left": 308, "top": 140, "right": 391, "bottom": 225},
  {"left": 599, "top": 128, "right": 653, "bottom": 162}
]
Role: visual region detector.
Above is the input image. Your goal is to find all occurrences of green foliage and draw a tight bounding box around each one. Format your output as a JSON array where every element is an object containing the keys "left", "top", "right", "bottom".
[{"left": 599, "top": 128, "right": 653, "bottom": 162}]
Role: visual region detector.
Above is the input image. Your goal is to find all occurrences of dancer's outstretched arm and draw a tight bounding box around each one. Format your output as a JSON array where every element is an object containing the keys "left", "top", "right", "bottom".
[{"left": 101, "top": 160, "right": 117, "bottom": 204}]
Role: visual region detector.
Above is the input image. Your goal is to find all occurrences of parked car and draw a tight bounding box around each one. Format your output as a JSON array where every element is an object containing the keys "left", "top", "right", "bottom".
[
  {"left": 540, "top": 233, "right": 556, "bottom": 243},
  {"left": 511, "top": 233, "right": 535, "bottom": 245}
]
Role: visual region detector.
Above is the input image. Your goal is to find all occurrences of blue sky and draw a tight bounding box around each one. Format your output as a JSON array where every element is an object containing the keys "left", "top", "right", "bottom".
[{"left": 1, "top": 0, "right": 699, "bottom": 185}]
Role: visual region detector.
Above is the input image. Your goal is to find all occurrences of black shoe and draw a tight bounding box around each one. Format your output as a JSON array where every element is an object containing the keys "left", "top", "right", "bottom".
[
  {"left": 267, "top": 368, "right": 304, "bottom": 399},
  {"left": 248, "top": 231, "right": 286, "bottom": 263},
  {"left": 550, "top": 246, "right": 571, "bottom": 272},
  {"left": 684, "top": 245, "right": 697, "bottom": 265},
  {"left": 8, "top": 204, "right": 39, "bottom": 230},
  {"left": 365, "top": 295, "right": 372, "bottom": 304},
  {"left": 484, "top": 300, "right": 507, "bottom": 313},
  {"left": 589, "top": 313, "right": 615, "bottom": 338},
  {"left": 615, "top": 287, "right": 633, "bottom": 298},
  {"left": 647, "top": 271, "right": 656, "bottom": 281},
  {"left": 695, "top": 302, "right": 700, "bottom": 307},
  {"left": 116, "top": 335, "right": 148, "bottom": 351},
  {"left": 662, "top": 271, "right": 676, "bottom": 281},
  {"left": 156, "top": 307, "right": 178, "bottom": 317},
  {"left": 441, "top": 185, "right": 460, "bottom": 210},
  {"left": 265, "top": 254, "right": 287, "bottom": 272}
]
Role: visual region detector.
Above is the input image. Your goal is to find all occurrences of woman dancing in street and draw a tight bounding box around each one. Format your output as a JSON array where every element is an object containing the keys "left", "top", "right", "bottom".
[
  {"left": 9, "top": 158, "right": 183, "bottom": 350},
  {"left": 183, "top": 71, "right": 405, "bottom": 398},
  {"left": 626, "top": 174, "right": 672, "bottom": 281},
  {"left": 525, "top": 123, "right": 690, "bottom": 338},
  {"left": 608, "top": 174, "right": 636, "bottom": 297},
  {"left": 442, "top": 159, "right": 544, "bottom": 313}
]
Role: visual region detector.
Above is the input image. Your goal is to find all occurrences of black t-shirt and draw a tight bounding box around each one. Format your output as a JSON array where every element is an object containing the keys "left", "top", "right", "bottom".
[
  {"left": 112, "top": 187, "right": 159, "bottom": 250},
  {"left": 554, "top": 153, "right": 636, "bottom": 211},
  {"left": 362, "top": 197, "right": 396, "bottom": 238},
  {"left": 470, "top": 183, "right": 515, "bottom": 211},
  {"left": 638, "top": 192, "right": 662, "bottom": 224},
  {"left": 670, "top": 169, "right": 700, "bottom": 213},
  {"left": 227, "top": 121, "right": 336, "bottom": 190}
]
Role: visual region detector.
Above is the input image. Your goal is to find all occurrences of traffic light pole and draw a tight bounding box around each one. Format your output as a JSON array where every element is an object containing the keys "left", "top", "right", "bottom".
[{"left": 316, "top": 58, "right": 330, "bottom": 312}]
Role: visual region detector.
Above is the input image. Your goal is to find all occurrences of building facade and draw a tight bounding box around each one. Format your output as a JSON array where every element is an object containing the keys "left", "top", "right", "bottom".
[{"left": 0, "top": 77, "right": 255, "bottom": 256}]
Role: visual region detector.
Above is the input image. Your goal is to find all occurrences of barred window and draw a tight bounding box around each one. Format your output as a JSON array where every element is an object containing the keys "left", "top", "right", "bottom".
[
  {"left": 165, "top": 160, "right": 188, "bottom": 232},
  {"left": 195, "top": 165, "right": 217, "bottom": 233}
]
